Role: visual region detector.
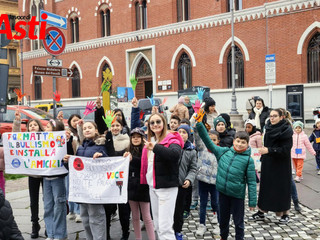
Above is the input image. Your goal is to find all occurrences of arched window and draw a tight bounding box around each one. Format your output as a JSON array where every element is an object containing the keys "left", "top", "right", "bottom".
[
  {"left": 135, "top": 58, "right": 153, "bottom": 98},
  {"left": 101, "top": 63, "right": 111, "bottom": 82},
  {"left": 307, "top": 32, "right": 320, "bottom": 83},
  {"left": 70, "top": 14, "right": 79, "bottom": 43},
  {"left": 177, "top": 0, "right": 190, "bottom": 22},
  {"left": 30, "top": 0, "right": 44, "bottom": 50},
  {"left": 227, "top": 45, "right": 244, "bottom": 88},
  {"left": 34, "top": 76, "right": 42, "bottom": 100},
  {"left": 72, "top": 68, "right": 81, "bottom": 97},
  {"left": 100, "top": 8, "right": 111, "bottom": 37},
  {"left": 178, "top": 53, "right": 192, "bottom": 90},
  {"left": 135, "top": 1, "right": 147, "bottom": 30}
]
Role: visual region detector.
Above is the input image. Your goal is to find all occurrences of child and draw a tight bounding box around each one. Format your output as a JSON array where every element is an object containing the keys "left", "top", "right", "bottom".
[
  {"left": 124, "top": 128, "right": 155, "bottom": 240},
  {"left": 213, "top": 117, "right": 234, "bottom": 147},
  {"left": 13, "top": 110, "right": 44, "bottom": 238},
  {"left": 292, "top": 121, "right": 316, "bottom": 182},
  {"left": 244, "top": 119, "right": 262, "bottom": 149},
  {"left": 64, "top": 121, "right": 107, "bottom": 240},
  {"left": 309, "top": 119, "right": 320, "bottom": 175},
  {"left": 170, "top": 115, "right": 181, "bottom": 131},
  {"left": 174, "top": 125, "right": 197, "bottom": 240},
  {"left": 196, "top": 120, "right": 257, "bottom": 240},
  {"left": 0, "top": 188, "right": 24, "bottom": 240},
  {"left": 195, "top": 129, "right": 220, "bottom": 236},
  {"left": 105, "top": 117, "right": 131, "bottom": 240},
  {"left": 43, "top": 119, "right": 68, "bottom": 240}
]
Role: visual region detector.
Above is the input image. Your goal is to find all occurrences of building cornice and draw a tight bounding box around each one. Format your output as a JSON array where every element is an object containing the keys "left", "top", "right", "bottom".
[{"left": 22, "top": 0, "right": 320, "bottom": 60}]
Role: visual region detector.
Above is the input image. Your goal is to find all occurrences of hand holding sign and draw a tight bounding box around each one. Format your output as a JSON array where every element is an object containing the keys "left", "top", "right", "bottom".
[
  {"left": 83, "top": 101, "right": 97, "bottom": 118},
  {"left": 53, "top": 91, "right": 61, "bottom": 102},
  {"left": 102, "top": 110, "right": 116, "bottom": 128}
]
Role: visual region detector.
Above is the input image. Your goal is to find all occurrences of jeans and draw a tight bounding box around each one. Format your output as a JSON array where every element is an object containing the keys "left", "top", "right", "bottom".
[
  {"left": 219, "top": 192, "right": 244, "bottom": 240},
  {"left": 291, "top": 176, "right": 298, "bottom": 203},
  {"left": 192, "top": 179, "right": 199, "bottom": 201},
  {"left": 65, "top": 175, "right": 80, "bottom": 214},
  {"left": 29, "top": 176, "right": 43, "bottom": 223},
  {"left": 43, "top": 177, "right": 67, "bottom": 239},
  {"left": 81, "top": 203, "right": 106, "bottom": 240},
  {"left": 198, "top": 180, "right": 219, "bottom": 225}
]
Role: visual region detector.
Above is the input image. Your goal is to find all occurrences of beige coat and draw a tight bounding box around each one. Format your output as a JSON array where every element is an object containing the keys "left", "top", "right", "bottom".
[{"left": 169, "top": 103, "right": 189, "bottom": 121}]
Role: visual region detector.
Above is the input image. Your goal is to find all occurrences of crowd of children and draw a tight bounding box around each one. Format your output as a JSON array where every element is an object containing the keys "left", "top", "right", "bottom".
[{"left": 1, "top": 95, "right": 320, "bottom": 240}]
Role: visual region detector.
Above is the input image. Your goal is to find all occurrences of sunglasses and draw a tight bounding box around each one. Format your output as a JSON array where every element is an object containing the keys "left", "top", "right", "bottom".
[{"left": 150, "top": 120, "right": 162, "bottom": 126}]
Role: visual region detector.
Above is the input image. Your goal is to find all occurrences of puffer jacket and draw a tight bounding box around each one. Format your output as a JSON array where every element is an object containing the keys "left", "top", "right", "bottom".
[
  {"left": 141, "top": 132, "right": 184, "bottom": 189},
  {"left": 169, "top": 103, "right": 189, "bottom": 121},
  {"left": 291, "top": 131, "right": 315, "bottom": 159},
  {"left": 249, "top": 131, "right": 262, "bottom": 149},
  {"left": 76, "top": 136, "right": 108, "bottom": 158},
  {"left": 178, "top": 140, "right": 197, "bottom": 186},
  {"left": 197, "top": 122, "right": 257, "bottom": 207},
  {"left": 0, "top": 189, "right": 24, "bottom": 240},
  {"left": 309, "top": 129, "right": 320, "bottom": 152},
  {"left": 219, "top": 130, "right": 234, "bottom": 148},
  {"left": 192, "top": 124, "right": 218, "bottom": 185}
]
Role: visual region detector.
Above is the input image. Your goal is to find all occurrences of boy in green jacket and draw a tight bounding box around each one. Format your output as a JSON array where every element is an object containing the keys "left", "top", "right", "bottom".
[{"left": 196, "top": 118, "right": 257, "bottom": 240}]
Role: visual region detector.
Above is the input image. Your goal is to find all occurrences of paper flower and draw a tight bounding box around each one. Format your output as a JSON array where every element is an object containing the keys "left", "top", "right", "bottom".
[
  {"left": 197, "top": 87, "right": 205, "bottom": 101},
  {"left": 83, "top": 101, "right": 97, "bottom": 116},
  {"left": 101, "top": 68, "right": 113, "bottom": 93},
  {"left": 53, "top": 91, "right": 61, "bottom": 102},
  {"left": 147, "top": 94, "right": 155, "bottom": 106},
  {"left": 102, "top": 110, "right": 116, "bottom": 128},
  {"left": 14, "top": 88, "right": 26, "bottom": 102},
  {"left": 130, "top": 74, "right": 138, "bottom": 91}
]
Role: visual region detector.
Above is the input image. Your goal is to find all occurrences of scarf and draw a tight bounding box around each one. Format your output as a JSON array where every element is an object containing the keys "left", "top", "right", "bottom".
[{"left": 253, "top": 107, "right": 263, "bottom": 130}]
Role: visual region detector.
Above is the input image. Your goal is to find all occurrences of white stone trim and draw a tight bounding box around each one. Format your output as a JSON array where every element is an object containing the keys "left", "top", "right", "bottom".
[
  {"left": 170, "top": 44, "right": 196, "bottom": 69},
  {"left": 297, "top": 21, "right": 320, "bottom": 55},
  {"left": 30, "top": 72, "right": 43, "bottom": 84},
  {"left": 68, "top": 61, "right": 83, "bottom": 79},
  {"left": 95, "top": 0, "right": 113, "bottom": 15},
  {"left": 219, "top": 36, "right": 249, "bottom": 64},
  {"left": 22, "top": 0, "right": 319, "bottom": 60},
  {"left": 96, "top": 56, "right": 115, "bottom": 77}
]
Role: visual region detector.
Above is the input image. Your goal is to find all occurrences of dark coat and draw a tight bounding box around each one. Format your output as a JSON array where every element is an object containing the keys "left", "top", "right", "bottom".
[
  {"left": 131, "top": 107, "right": 141, "bottom": 130},
  {"left": 76, "top": 137, "right": 108, "bottom": 158},
  {"left": 94, "top": 106, "right": 107, "bottom": 135},
  {"left": 249, "top": 107, "right": 270, "bottom": 130},
  {"left": 309, "top": 129, "right": 320, "bottom": 152},
  {"left": 0, "top": 189, "right": 24, "bottom": 240},
  {"left": 258, "top": 119, "right": 293, "bottom": 212},
  {"left": 178, "top": 140, "right": 197, "bottom": 186},
  {"left": 219, "top": 130, "right": 234, "bottom": 148}
]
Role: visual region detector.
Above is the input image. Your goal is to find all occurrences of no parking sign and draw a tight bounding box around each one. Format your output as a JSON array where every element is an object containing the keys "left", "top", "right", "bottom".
[{"left": 42, "top": 27, "right": 66, "bottom": 56}]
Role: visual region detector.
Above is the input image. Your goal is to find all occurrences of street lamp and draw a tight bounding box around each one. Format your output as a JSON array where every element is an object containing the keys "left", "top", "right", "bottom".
[{"left": 230, "top": 0, "right": 238, "bottom": 114}]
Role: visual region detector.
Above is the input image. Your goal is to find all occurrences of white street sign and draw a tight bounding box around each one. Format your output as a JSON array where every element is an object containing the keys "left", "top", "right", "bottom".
[
  {"left": 265, "top": 54, "right": 276, "bottom": 85},
  {"left": 47, "top": 59, "right": 63, "bottom": 67}
]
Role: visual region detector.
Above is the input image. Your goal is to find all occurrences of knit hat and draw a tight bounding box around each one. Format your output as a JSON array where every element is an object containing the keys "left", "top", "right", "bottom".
[
  {"left": 177, "top": 125, "right": 191, "bottom": 138},
  {"left": 178, "top": 96, "right": 185, "bottom": 104},
  {"left": 213, "top": 116, "right": 226, "bottom": 130},
  {"left": 204, "top": 97, "right": 216, "bottom": 112},
  {"left": 293, "top": 121, "right": 304, "bottom": 130},
  {"left": 244, "top": 119, "right": 256, "bottom": 127},
  {"left": 219, "top": 113, "right": 231, "bottom": 128}
]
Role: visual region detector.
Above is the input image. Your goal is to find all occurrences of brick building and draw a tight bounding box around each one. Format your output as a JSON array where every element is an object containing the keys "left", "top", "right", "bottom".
[{"left": 18, "top": 0, "right": 320, "bottom": 120}]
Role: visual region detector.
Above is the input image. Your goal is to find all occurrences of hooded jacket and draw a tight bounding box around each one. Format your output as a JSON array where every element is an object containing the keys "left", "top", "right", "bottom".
[
  {"left": 196, "top": 122, "right": 257, "bottom": 207},
  {"left": 178, "top": 140, "right": 197, "bottom": 186},
  {"left": 76, "top": 136, "right": 108, "bottom": 158},
  {"left": 249, "top": 131, "right": 262, "bottom": 149},
  {"left": 291, "top": 131, "right": 315, "bottom": 159},
  {"left": 140, "top": 132, "right": 183, "bottom": 189},
  {"left": 0, "top": 189, "right": 24, "bottom": 240},
  {"left": 309, "top": 129, "right": 320, "bottom": 152}
]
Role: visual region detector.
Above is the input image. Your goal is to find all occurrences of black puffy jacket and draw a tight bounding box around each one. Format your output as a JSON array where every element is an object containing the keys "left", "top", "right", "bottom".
[{"left": 0, "top": 189, "right": 24, "bottom": 240}]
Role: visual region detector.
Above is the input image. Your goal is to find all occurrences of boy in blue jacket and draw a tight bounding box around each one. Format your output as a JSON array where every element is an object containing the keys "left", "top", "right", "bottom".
[
  {"left": 309, "top": 119, "right": 320, "bottom": 174},
  {"left": 196, "top": 116, "right": 256, "bottom": 240}
]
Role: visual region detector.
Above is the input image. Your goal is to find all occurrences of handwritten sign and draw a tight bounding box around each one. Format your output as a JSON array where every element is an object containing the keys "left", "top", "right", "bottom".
[
  {"left": 3, "top": 131, "right": 67, "bottom": 176},
  {"left": 68, "top": 155, "right": 130, "bottom": 204},
  {"left": 251, "top": 148, "right": 261, "bottom": 172}
]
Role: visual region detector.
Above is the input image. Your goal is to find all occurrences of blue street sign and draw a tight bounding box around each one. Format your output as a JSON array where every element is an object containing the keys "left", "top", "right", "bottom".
[
  {"left": 40, "top": 10, "right": 67, "bottom": 30},
  {"left": 265, "top": 54, "right": 275, "bottom": 62}
]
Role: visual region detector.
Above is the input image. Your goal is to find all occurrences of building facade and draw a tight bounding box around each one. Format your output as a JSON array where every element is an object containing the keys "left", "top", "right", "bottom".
[
  {"left": 0, "top": 0, "right": 21, "bottom": 104},
  {"left": 18, "top": 0, "right": 320, "bottom": 121}
]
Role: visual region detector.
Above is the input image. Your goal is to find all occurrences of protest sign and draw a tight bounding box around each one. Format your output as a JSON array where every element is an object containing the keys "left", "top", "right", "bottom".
[
  {"left": 251, "top": 148, "right": 261, "bottom": 172},
  {"left": 3, "top": 131, "right": 67, "bottom": 176},
  {"left": 68, "top": 155, "right": 130, "bottom": 204}
]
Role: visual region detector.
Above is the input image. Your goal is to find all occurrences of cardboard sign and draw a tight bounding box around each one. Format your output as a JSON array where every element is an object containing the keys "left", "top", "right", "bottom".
[
  {"left": 68, "top": 156, "right": 130, "bottom": 204},
  {"left": 3, "top": 131, "right": 67, "bottom": 176}
]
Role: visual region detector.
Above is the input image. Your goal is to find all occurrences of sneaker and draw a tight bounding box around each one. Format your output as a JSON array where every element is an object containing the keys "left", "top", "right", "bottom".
[
  {"left": 175, "top": 232, "right": 183, "bottom": 240},
  {"left": 294, "top": 201, "right": 302, "bottom": 212},
  {"left": 292, "top": 169, "right": 296, "bottom": 175},
  {"left": 210, "top": 212, "right": 218, "bottom": 224},
  {"left": 206, "top": 201, "right": 212, "bottom": 211},
  {"left": 45, "top": 238, "right": 53, "bottom": 240},
  {"left": 249, "top": 211, "right": 265, "bottom": 221},
  {"left": 190, "top": 200, "right": 198, "bottom": 210},
  {"left": 183, "top": 211, "right": 190, "bottom": 219},
  {"left": 294, "top": 176, "right": 301, "bottom": 183},
  {"left": 75, "top": 214, "right": 82, "bottom": 223},
  {"left": 196, "top": 224, "right": 206, "bottom": 236},
  {"left": 318, "top": 170, "right": 320, "bottom": 175},
  {"left": 279, "top": 214, "right": 290, "bottom": 224},
  {"left": 67, "top": 212, "right": 76, "bottom": 220}
]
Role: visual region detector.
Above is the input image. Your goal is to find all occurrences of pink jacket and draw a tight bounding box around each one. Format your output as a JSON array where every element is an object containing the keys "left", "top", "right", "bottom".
[
  {"left": 291, "top": 131, "right": 316, "bottom": 159},
  {"left": 249, "top": 131, "right": 262, "bottom": 149}
]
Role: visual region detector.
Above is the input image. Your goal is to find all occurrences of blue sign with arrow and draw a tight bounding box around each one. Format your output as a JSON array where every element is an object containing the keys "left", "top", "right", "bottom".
[{"left": 40, "top": 10, "right": 67, "bottom": 30}]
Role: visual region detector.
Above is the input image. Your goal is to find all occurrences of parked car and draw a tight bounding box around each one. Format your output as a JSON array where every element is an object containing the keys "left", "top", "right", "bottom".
[
  {"left": 138, "top": 98, "right": 168, "bottom": 122},
  {"left": 0, "top": 105, "right": 54, "bottom": 138},
  {"left": 35, "top": 103, "right": 63, "bottom": 112},
  {"left": 48, "top": 106, "right": 94, "bottom": 121}
]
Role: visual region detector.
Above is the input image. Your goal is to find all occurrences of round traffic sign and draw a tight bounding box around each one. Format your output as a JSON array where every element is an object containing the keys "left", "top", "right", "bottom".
[{"left": 42, "top": 27, "right": 66, "bottom": 56}]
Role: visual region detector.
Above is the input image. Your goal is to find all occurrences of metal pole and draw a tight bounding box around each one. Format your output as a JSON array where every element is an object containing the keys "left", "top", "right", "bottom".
[
  {"left": 52, "top": 56, "right": 57, "bottom": 119},
  {"left": 20, "top": 38, "right": 24, "bottom": 105},
  {"left": 230, "top": 0, "right": 238, "bottom": 114}
]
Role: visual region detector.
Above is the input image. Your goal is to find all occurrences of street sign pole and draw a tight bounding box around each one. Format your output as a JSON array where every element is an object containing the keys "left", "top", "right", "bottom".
[
  {"left": 52, "top": 56, "right": 57, "bottom": 119},
  {"left": 265, "top": 54, "right": 276, "bottom": 109}
]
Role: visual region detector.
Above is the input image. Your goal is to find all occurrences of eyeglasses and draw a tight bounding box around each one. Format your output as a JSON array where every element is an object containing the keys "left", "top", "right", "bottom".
[
  {"left": 269, "top": 115, "right": 279, "bottom": 118},
  {"left": 150, "top": 120, "right": 162, "bottom": 126}
]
